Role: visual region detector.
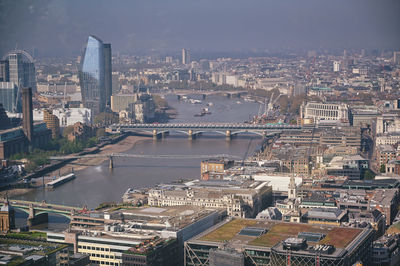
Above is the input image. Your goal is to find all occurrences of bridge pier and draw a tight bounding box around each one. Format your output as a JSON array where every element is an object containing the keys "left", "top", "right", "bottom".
[
  {"left": 109, "top": 156, "right": 113, "bottom": 170},
  {"left": 27, "top": 204, "right": 48, "bottom": 227},
  {"left": 226, "top": 130, "right": 231, "bottom": 141},
  {"left": 188, "top": 130, "right": 194, "bottom": 140}
]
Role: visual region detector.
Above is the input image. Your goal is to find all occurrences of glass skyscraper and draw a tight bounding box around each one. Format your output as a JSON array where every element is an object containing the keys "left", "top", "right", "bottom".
[
  {"left": 0, "top": 50, "right": 36, "bottom": 113},
  {"left": 79, "top": 36, "right": 112, "bottom": 116}
]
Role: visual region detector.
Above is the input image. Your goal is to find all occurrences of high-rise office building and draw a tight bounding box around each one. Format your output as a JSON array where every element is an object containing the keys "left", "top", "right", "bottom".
[
  {"left": 79, "top": 36, "right": 112, "bottom": 116},
  {"left": 333, "top": 61, "right": 341, "bottom": 72},
  {"left": 0, "top": 82, "right": 20, "bottom": 112},
  {"left": 3, "top": 51, "right": 36, "bottom": 93},
  {"left": 182, "top": 48, "right": 190, "bottom": 65},
  {"left": 0, "top": 60, "right": 9, "bottom": 82},
  {"left": 394, "top": 51, "right": 400, "bottom": 65}
]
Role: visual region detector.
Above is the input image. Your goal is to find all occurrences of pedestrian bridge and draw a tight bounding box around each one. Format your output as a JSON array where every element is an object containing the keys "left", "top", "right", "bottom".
[{"left": 108, "top": 123, "right": 301, "bottom": 139}]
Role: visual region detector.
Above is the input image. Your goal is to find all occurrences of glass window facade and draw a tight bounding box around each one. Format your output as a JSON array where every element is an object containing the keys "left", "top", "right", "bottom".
[{"left": 79, "top": 36, "right": 111, "bottom": 116}]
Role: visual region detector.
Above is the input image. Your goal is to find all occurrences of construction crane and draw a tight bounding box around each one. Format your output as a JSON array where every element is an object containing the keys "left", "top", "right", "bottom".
[{"left": 265, "top": 92, "right": 282, "bottom": 117}]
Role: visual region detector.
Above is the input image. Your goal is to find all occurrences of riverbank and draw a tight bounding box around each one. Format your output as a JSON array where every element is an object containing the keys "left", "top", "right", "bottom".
[
  {"left": 4, "top": 135, "right": 151, "bottom": 198},
  {"left": 48, "top": 134, "right": 152, "bottom": 177}
]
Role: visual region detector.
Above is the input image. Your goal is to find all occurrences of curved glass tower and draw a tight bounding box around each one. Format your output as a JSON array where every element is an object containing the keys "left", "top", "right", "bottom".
[{"left": 79, "top": 36, "right": 111, "bottom": 116}]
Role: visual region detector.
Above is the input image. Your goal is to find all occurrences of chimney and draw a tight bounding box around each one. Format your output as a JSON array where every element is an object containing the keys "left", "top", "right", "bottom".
[{"left": 22, "top": 87, "right": 33, "bottom": 143}]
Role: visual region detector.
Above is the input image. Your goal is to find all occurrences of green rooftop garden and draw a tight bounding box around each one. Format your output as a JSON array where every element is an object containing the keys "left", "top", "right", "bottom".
[{"left": 200, "top": 219, "right": 257, "bottom": 242}]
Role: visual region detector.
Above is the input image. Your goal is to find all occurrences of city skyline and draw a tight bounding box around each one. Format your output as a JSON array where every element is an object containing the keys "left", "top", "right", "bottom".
[{"left": 0, "top": 0, "right": 399, "bottom": 57}]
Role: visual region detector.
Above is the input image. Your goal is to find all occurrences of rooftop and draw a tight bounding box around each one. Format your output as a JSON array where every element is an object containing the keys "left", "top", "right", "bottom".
[{"left": 194, "top": 219, "right": 364, "bottom": 250}]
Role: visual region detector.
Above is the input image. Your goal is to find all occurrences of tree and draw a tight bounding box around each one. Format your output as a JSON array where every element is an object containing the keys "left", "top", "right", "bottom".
[
  {"left": 363, "top": 169, "right": 376, "bottom": 180},
  {"left": 62, "top": 125, "right": 75, "bottom": 138},
  {"left": 379, "top": 164, "right": 386, "bottom": 173},
  {"left": 94, "top": 112, "right": 119, "bottom": 126}
]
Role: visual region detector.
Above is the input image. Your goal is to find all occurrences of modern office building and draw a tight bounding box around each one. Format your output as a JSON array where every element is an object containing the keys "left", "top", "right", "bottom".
[
  {"left": 48, "top": 205, "right": 225, "bottom": 265},
  {"left": 185, "top": 219, "right": 374, "bottom": 266},
  {"left": 2, "top": 50, "right": 36, "bottom": 93},
  {"left": 0, "top": 82, "right": 20, "bottom": 112},
  {"left": 182, "top": 48, "right": 190, "bottom": 65},
  {"left": 0, "top": 60, "right": 9, "bottom": 82},
  {"left": 79, "top": 35, "right": 112, "bottom": 116}
]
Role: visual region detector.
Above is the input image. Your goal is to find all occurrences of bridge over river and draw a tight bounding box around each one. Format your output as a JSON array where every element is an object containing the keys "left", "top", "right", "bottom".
[
  {"left": 107, "top": 123, "right": 301, "bottom": 140},
  {"left": 1, "top": 199, "right": 84, "bottom": 226},
  {"left": 49, "top": 153, "right": 242, "bottom": 169}
]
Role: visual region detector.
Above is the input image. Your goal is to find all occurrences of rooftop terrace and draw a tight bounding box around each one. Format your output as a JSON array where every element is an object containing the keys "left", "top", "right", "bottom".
[{"left": 196, "top": 219, "right": 363, "bottom": 249}]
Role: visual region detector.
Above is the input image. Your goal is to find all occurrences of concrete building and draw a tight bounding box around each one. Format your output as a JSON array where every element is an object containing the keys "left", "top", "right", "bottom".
[
  {"left": 43, "top": 109, "right": 60, "bottom": 139},
  {"left": 128, "top": 94, "right": 155, "bottom": 123},
  {"left": 182, "top": 48, "right": 190, "bottom": 65},
  {"left": 333, "top": 61, "right": 341, "bottom": 72},
  {"left": 376, "top": 133, "right": 400, "bottom": 145},
  {"left": 34, "top": 107, "right": 92, "bottom": 127},
  {"left": 394, "top": 51, "right": 400, "bottom": 65},
  {"left": 372, "top": 234, "right": 400, "bottom": 266},
  {"left": 111, "top": 94, "right": 139, "bottom": 112},
  {"left": 200, "top": 159, "right": 234, "bottom": 179},
  {"left": 185, "top": 219, "right": 374, "bottom": 266},
  {"left": 377, "top": 145, "right": 397, "bottom": 167},
  {"left": 301, "top": 102, "right": 349, "bottom": 122},
  {"left": 148, "top": 180, "right": 272, "bottom": 218},
  {"left": 48, "top": 205, "right": 225, "bottom": 265},
  {"left": 0, "top": 234, "right": 86, "bottom": 265},
  {"left": 376, "top": 114, "right": 400, "bottom": 135},
  {"left": 302, "top": 208, "right": 347, "bottom": 226}
]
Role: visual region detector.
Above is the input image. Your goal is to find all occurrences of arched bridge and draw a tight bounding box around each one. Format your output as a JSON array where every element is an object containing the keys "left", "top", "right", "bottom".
[
  {"left": 108, "top": 123, "right": 301, "bottom": 140},
  {"left": 1, "top": 200, "right": 84, "bottom": 226}
]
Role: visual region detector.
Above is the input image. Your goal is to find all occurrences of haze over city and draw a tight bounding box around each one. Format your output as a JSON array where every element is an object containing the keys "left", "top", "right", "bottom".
[
  {"left": 1, "top": 0, "right": 400, "bottom": 57},
  {"left": 1, "top": 1, "right": 400, "bottom": 265}
]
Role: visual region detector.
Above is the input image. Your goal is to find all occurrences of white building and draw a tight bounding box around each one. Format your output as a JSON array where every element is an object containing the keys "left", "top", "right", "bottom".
[
  {"left": 33, "top": 107, "right": 91, "bottom": 126},
  {"left": 333, "top": 61, "right": 341, "bottom": 72},
  {"left": 301, "top": 102, "right": 349, "bottom": 122}
]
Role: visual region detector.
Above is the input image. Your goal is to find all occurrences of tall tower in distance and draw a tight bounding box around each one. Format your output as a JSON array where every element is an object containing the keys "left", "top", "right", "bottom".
[
  {"left": 22, "top": 87, "right": 33, "bottom": 143},
  {"left": 182, "top": 48, "right": 190, "bottom": 65},
  {"left": 79, "top": 35, "right": 112, "bottom": 116}
]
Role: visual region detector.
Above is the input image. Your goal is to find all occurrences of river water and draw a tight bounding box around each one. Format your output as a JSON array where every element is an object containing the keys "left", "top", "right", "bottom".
[{"left": 14, "top": 94, "right": 261, "bottom": 216}]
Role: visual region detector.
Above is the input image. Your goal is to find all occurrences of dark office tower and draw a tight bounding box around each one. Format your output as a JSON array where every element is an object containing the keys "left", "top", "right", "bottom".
[
  {"left": 103, "top": 43, "right": 112, "bottom": 107},
  {"left": 0, "top": 60, "right": 9, "bottom": 82},
  {"left": 22, "top": 87, "right": 33, "bottom": 143},
  {"left": 79, "top": 35, "right": 112, "bottom": 116}
]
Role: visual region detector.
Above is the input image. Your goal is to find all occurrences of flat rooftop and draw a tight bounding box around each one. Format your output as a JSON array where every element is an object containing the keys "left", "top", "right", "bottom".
[{"left": 193, "top": 219, "right": 364, "bottom": 249}]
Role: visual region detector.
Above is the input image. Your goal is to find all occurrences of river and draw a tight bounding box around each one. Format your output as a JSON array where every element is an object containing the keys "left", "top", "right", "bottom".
[{"left": 14, "top": 94, "right": 261, "bottom": 226}]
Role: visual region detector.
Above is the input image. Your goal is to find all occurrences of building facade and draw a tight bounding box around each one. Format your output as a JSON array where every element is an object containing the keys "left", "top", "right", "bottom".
[
  {"left": 79, "top": 36, "right": 112, "bottom": 116},
  {"left": 301, "top": 102, "right": 349, "bottom": 122},
  {"left": 0, "top": 82, "right": 20, "bottom": 112}
]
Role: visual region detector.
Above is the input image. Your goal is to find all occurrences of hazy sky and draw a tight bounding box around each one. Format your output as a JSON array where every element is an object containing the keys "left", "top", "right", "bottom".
[{"left": 0, "top": 0, "right": 399, "bottom": 57}]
